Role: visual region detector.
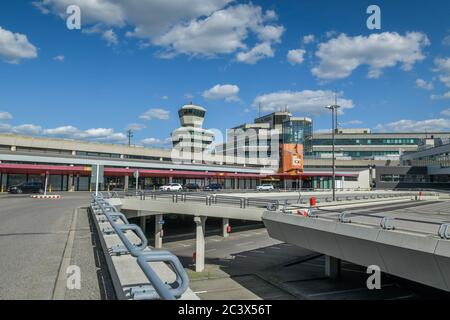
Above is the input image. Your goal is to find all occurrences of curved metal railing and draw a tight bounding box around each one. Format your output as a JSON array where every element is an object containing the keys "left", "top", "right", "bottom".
[{"left": 90, "top": 194, "right": 189, "bottom": 300}]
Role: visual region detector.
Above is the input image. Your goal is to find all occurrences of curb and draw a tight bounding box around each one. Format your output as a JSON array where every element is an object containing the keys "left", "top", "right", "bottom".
[{"left": 31, "top": 195, "right": 62, "bottom": 199}]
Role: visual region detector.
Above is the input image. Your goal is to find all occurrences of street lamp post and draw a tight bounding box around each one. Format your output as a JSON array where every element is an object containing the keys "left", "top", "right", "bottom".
[{"left": 325, "top": 104, "right": 340, "bottom": 201}]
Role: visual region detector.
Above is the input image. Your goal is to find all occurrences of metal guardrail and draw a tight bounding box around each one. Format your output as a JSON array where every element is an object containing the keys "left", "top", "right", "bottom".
[
  {"left": 287, "top": 202, "right": 450, "bottom": 240},
  {"left": 90, "top": 194, "right": 189, "bottom": 300},
  {"left": 100, "top": 190, "right": 433, "bottom": 213},
  {"left": 102, "top": 190, "right": 281, "bottom": 210}
]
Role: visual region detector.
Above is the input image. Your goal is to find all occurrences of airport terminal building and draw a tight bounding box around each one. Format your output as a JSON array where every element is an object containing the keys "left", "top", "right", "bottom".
[{"left": 1, "top": 104, "right": 449, "bottom": 192}]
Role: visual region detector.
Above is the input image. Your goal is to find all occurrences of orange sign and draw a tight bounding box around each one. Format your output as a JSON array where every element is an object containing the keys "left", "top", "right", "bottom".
[{"left": 280, "top": 144, "right": 303, "bottom": 174}]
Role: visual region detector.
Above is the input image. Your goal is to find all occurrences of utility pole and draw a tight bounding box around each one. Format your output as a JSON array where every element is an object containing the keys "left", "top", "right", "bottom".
[
  {"left": 127, "top": 129, "right": 134, "bottom": 146},
  {"left": 325, "top": 103, "right": 340, "bottom": 201}
]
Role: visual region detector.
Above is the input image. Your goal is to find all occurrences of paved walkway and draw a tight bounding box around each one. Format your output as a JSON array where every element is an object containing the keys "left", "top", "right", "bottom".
[{"left": 0, "top": 193, "right": 112, "bottom": 300}]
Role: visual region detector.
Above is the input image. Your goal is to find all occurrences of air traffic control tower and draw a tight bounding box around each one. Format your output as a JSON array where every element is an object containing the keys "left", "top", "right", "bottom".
[{"left": 172, "top": 104, "right": 214, "bottom": 162}]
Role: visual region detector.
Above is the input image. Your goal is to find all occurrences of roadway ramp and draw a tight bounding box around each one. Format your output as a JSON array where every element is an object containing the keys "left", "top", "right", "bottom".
[{"left": 262, "top": 210, "right": 450, "bottom": 292}]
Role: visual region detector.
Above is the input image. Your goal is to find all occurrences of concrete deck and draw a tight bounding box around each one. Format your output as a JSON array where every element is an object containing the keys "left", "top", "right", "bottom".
[{"left": 263, "top": 200, "right": 450, "bottom": 292}]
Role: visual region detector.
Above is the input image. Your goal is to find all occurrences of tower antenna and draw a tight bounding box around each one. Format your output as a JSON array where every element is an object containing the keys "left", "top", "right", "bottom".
[{"left": 126, "top": 129, "right": 134, "bottom": 146}]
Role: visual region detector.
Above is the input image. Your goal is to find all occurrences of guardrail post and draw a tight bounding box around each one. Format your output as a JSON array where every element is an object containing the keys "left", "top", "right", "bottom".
[
  {"left": 380, "top": 217, "right": 395, "bottom": 230},
  {"left": 222, "top": 218, "right": 230, "bottom": 238},
  {"left": 193, "top": 216, "right": 207, "bottom": 272},
  {"left": 155, "top": 214, "right": 163, "bottom": 249}
]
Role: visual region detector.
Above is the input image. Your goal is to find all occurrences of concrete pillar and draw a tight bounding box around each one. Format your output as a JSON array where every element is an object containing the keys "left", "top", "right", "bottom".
[
  {"left": 169, "top": 176, "right": 173, "bottom": 184},
  {"left": 222, "top": 218, "right": 230, "bottom": 238},
  {"left": 154, "top": 214, "right": 163, "bottom": 249},
  {"left": 325, "top": 255, "right": 341, "bottom": 279},
  {"left": 194, "top": 216, "right": 207, "bottom": 272},
  {"left": 234, "top": 178, "right": 238, "bottom": 190},
  {"left": 342, "top": 176, "right": 345, "bottom": 190},
  {"left": 140, "top": 215, "right": 147, "bottom": 234},
  {"left": 68, "top": 175, "right": 74, "bottom": 192},
  {"left": 1, "top": 173, "right": 7, "bottom": 192},
  {"left": 124, "top": 175, "right": 129, "bottom": 191}
]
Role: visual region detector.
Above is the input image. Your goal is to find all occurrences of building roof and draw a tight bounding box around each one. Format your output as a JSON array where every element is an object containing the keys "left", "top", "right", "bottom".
[{"left": 180, "top": 104, "right": 206, "bottom": 112}]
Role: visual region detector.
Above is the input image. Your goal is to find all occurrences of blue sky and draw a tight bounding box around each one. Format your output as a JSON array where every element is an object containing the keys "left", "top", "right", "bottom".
[{"left": 0, "top": 0, "right": 450, "bottom": 147}]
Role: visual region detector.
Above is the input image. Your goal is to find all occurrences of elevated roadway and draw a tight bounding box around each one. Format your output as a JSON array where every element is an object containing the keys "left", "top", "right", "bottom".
[
  {"left": 262, "top": 200, "right": 450, "bottom": 292},
  {"left": 104, "top": 190, "right": 435, "bottom": 272}
]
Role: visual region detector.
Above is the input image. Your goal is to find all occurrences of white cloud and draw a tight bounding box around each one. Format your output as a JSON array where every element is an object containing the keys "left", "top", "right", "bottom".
[
  {"left": 83, "top": 24, "right": 118, "bottom": 46},
  {"left": 139, "top": 108, "right": 170, "bottom": 121},
  {"left": 341, "top": 120, "right": 363, "bottom": 126},
  {"left": 415, "top": 78, "right": 433, "bottom": 90},
  {"left": 126, "top": 123, "right": 146, "bottom": 131},
  {"left": 433, "top": 57, "right": 450, "bottom": 88},
  {"left": 35, "top": 0, "right": 127, "bottom": 26},
  {"left": 431, "top": 91, "right": 450, "bottom": 100},
  {"left": 37, "top": 1, "right": 283, "bottom": 61},
  {"left": 43, "top": 125, "right": 79, "bottom": 136},
  {"left": 155, "top": 4, "right": 283, "bottom": 59},
  {"left": 441, "top": 108, "right": 450, "bottom": 117},
  {"left": 141, "top": 137, "right": 161, "bottom": 145},
  {"left": 443, "top": 35, "right": 450, "bottom": 47},
  {"left": 0, "top": 122, "right": 128, "bottom": 143},
  {"left": 13, "top": 124, "right": 43, "bottom": 135},
  {"left": 256, "top": 25, "right": 285, "bottom": 43},
  {"left": 376, "top": 118, "right": 450, "bottom": 132},
  {"left": 236, "top": 42, "right": 274, "bottom": 64},
  {"left": 141, "top": 137, "right": 172, "bottom": 146},
  {"left": 287, "top": 49, "right": 306, "bottom": 65},
  {"left": 314, "top": 129, "right": 332, "bottom": 134},
  {"left": 203, "top": 84, "right": 240, "bottom": 102},
  {"left": 325, "top": 30, "right": 337, "bottom": 39},
  {"left": 253, "top": 90, "right": 354, "bottom": 115},
  {"left": 0, "top": 111, "right": 12, "bottom": 120},
  {"left": 312, "top": 32, "right": 430, "bottom": 80},
  {"left": 303, "top": 34, "right": 315, "bottom": 44},
  {"left": 0, "top": 26, "right": 38, "bottom": 63},
  {"left": 53, "top": 55, "right": 65, "bottom": 62},
  {"left": 102, "top": 29, "right": 118, "bottom": 46}
]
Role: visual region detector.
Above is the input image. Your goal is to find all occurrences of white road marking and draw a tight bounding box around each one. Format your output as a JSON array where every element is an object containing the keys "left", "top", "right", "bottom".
[
  {"left": 308, "top": 283, "right": 395, "bottom": 298},
  {"left": 193, "top": 291, "right": 208, "bottom": 294},
  {"left": 178, "top": 243, "right": 192, "bottom": 247},
  {"left": 237, "top": 241, "right": 254, "bottom": 246}
]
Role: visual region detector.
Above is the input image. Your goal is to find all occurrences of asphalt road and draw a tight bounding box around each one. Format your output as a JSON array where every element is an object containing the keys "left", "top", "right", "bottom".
[
  {"left": 0, "top": 192, "right": 97, "bottom": 299},
  {"left": 164, "top": 227, "right": 450, "bottom": 300}
]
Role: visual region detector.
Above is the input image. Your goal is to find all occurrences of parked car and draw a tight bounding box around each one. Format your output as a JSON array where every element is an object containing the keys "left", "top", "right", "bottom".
[
  {"left": 257, "top": 184, "right": 275, "bottom": 191},
  {"left": 8, "top": 182, "right": 44, "bottom": 194},
  {"left": 159, "top": 183, "right": 183, "bottom": 191},
  {"left": 203, "top": 183, "right": 223, "bottom": 191},
  {"left": 184, "top": 183, "right": 200, "bottom": 191}
]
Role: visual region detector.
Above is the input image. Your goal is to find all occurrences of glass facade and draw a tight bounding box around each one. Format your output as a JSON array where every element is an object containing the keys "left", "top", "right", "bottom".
[
  {"left": 314, "top": 151, "right": 400, "bottom": 158},
  {"left": 313, "top": 138, "right": 419, "bottom": 146},
  {"left": 282, "top": 120, "right": 313, "bottom": 155},
  {"left": 408, "top": 152, "right": 450, "bottom": 168},
  {"left": 178, "top": 108, "right": 205, "bottom": 118}
]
